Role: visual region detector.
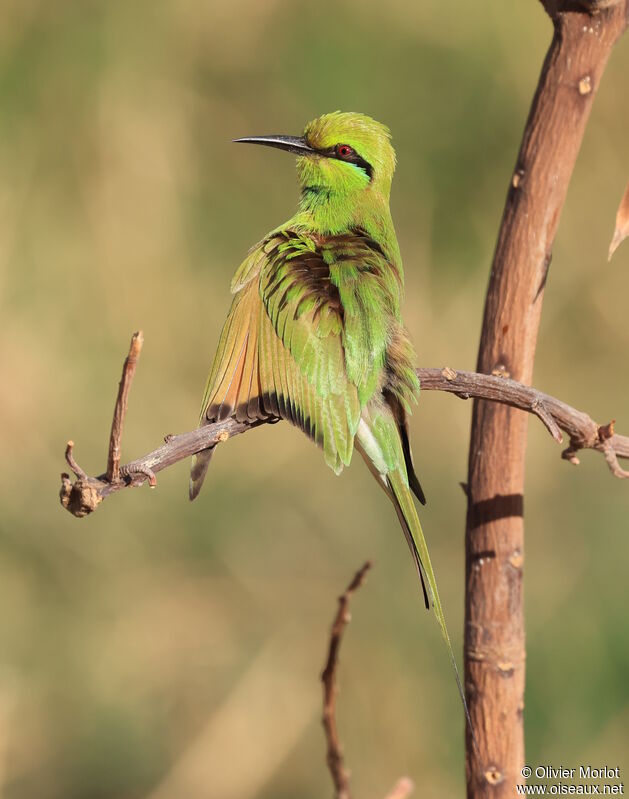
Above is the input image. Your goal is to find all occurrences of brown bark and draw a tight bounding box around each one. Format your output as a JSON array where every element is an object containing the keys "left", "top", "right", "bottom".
[{"left": 463, "top": 3, "right": 628, "bottom": 797}]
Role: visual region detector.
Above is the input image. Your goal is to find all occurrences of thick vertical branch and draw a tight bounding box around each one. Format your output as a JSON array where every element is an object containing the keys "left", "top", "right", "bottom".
[{"left": 464, "top": 3, "right": 628, "bottom": 797}]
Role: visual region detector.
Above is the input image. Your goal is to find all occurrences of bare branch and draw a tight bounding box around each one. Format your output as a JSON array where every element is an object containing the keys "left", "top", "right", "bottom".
[
  {"left": 106, "top": 331, "right": 143, "bottom": 482},
  {"left": 58, "top": 340, "right": 629, "bottom": 519},
  {"left": 321, "top": 561, "right": 372, "bottom": 799},
  {"left": 319, "top": 562, "right": 413, "bottom": 799},
  {"left": 65, "top": 440, "right": 87, "bottom": 480},
  {"left": 419, "top": 368, "right": 629, "bottom": 470},
  {"left": 463, "top": 2, "right": 628, "bottom": 793}
]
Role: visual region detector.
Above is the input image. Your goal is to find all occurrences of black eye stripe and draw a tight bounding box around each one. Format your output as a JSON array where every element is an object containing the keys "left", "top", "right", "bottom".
[{"left": 318, "top": 145, "right": 373, "bottom": 180}]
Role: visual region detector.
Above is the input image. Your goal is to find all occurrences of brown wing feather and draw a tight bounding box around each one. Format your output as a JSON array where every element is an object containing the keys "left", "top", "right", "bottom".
[
  {"left": 189, "top": 285, "right": 270, "bottom": 500},
  {"left": 202, "top": 286, "right": 267, "bottom": 424}
]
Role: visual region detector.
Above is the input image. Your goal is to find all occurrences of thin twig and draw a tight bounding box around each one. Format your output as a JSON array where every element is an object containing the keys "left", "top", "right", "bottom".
[
  {"left": 58, "top": 339, "right": 629, "bottom": 518},
  {"left": 106, "top": 331, "right": 143, "bottom": 482},
  {"left": 321, "top": 561, "right": 372, "bottom": 799},
  {"left": 320, "top": 562, "right": 414, "bottom": 799},
  {"left": 65, "top": 440, "right": 87, "bottom": 479}
]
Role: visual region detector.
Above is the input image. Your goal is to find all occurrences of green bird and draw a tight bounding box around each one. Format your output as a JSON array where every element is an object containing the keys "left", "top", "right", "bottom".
[{"left": 190, "top": 111, "right": 469, "bottom": 721}]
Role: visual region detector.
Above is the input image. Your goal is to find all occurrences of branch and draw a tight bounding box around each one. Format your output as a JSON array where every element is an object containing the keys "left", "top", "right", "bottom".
[
  {"left": 420, "top": 368, "right": 629, "bottom": 477},
  {"left": 58, "top": 340, "right": 629, "bottom": 518},
  {"left": 321, "top": 561, "right": 372, "bottom": 799},
  {"left": 320, "top": 561, "right": 414, "bottom": 799},
  {"left": 463, "top": 1, "right": 628, "bottom": 794},
  {"left": 106, "top": 331, "right": 143, "bottom": 482}
]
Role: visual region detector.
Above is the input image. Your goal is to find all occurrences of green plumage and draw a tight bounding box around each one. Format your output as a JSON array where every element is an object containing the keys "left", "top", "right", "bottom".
[{"left": 190, "top": 111, "right": 471, "bottom": 731}]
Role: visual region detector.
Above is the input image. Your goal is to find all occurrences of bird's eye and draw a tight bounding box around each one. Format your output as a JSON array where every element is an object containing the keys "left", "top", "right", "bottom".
[{"left": 336, "top": 144, "right": 354, "bottom": 159}]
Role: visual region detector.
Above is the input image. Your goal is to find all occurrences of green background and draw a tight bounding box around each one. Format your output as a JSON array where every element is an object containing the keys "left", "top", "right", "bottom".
[{"left": 1, "top": 1, "right": 627, "bottom": 797}]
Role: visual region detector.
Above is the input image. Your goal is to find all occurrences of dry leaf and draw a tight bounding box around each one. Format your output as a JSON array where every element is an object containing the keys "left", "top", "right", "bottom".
[
  {"left": 608, "top": 180, "right": 629, "bottom": 260},
  {"left": 384, "top": 778, "right": 415, "bottom": 799}
]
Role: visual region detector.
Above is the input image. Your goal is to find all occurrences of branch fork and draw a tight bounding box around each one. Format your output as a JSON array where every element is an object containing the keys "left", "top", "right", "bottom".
[{"left": 60, "top": 331, "right": 152, "bottom": 518}]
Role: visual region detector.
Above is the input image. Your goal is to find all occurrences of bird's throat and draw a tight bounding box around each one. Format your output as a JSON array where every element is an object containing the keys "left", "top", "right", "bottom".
[{"left": 297, "top": 184, "right": 392, "bottom": 240}]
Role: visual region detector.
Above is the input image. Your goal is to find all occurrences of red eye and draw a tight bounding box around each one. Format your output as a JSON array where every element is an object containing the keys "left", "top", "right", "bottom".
[{"left": 336, "top": 144, "right": 353, "bottom": 158}]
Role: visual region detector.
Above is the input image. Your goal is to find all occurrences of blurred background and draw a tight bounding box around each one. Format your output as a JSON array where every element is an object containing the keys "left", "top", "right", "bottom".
[{"left": 1, "top": 1, "right": 628, "bottom": 797}]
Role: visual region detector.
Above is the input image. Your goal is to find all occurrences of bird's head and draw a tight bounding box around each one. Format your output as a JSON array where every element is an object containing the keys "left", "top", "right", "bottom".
[{"left": 235, "top": 112, "right": 396, "bottom": 203}]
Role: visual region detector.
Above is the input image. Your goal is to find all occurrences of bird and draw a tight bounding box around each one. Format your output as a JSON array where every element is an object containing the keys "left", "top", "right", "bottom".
[{"left": 190, "top": 111, "right": 470, "bottom": 725}]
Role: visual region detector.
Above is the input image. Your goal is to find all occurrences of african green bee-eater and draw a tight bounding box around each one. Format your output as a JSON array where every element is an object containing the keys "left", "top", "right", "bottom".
[{"left": 190, "top": 111, "right": 468, "bottom": 718}]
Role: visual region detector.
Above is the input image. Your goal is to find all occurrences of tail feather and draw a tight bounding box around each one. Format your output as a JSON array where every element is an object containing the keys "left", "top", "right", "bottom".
[
  {"left": 385, "top": 391, "right": 426, "bottom": 505},
  {"left": 387, "top": 469, "right": 478, "bottom": 755},
  {"left": 354, "top": 438, "right": 430, "bottom": 608},
  {"left": 189, "top": 447, "right": 215, "bottom": 501},
  {"left": 389, "top": 495, "right": 430, "bottom": 609}
]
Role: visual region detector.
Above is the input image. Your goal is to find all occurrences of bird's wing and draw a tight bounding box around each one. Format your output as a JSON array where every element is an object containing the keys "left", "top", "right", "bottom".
[{"left": 197, "top": 229, "right": 393, "bottom": 476}]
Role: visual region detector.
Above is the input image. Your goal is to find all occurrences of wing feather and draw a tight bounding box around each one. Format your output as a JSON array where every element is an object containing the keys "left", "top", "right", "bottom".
[{"left": 193, "top": 228, "right": 403, "bottom": 495}]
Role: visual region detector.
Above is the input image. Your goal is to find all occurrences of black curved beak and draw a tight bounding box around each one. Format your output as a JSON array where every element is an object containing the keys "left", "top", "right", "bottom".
[{"left": 233, "top": 135, "right": 315, "bottom": 155}]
